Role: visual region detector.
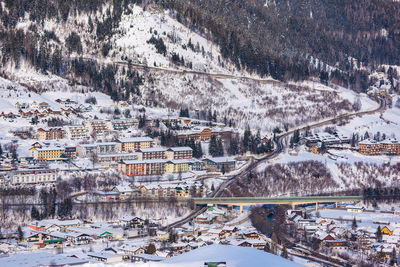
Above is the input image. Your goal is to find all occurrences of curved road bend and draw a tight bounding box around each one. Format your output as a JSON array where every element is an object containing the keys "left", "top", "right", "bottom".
[{"left": 165, "top": 97, "right": 385, "bottom": 229}]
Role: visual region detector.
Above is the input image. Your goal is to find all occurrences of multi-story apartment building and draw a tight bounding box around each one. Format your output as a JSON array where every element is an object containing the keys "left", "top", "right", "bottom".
[
  {"left": 137, "top": 147, "right": 166, "bottom": 160},
  {"left": 165, "top": 160, "right": 190, "bottom": 173},
  {"left": 29, "top": 146, "right": 65, "bottom": 161},
  {"left": 176, "top": 127, "right": 233, "bottom": 141},
  {"left": 110, "top": 119, "right": 138, "bottom": 130},
  {"left": 98, "top": 153, "right": 138, "bottom": 167},
  {"left": 64, "top": 146, "right": 77, "bottom": 158},
  {"left": 64, "top": 125, "right": 89, "bottom": 140},
  {"left": 76, "top": 142, "right": 118, "bottom": 157},
  {"left": 37, "top": 127, "right": 64, "bottom": 140},
  {"left": 380, "top": 139, "right": 400, "bottom": 154},
  {"left": 76, "top": 144, "right": 97, "bottom": 157},
  {"left": 9, "top": 169, "right": 57, "bottom": 184},
  {"left": 166, "top": 147, "right": 193, "bottom": 159},
  {"left": 359, "top": 139, "right": 400, "bottom": 155},
  {"left": 118, "top": 159, "right": 166, "bottom": 176},
  {"left": 203, "top": 157, "right": 236, "bottom": 172},
  {"left": 116, "top": 137, "right": 153, "bottom": 152},
  {"left": 84, "top": 120, "right": 112, "bottom": 133}
]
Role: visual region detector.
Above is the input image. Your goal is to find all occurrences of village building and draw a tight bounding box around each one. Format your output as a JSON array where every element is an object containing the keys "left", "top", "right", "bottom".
[
  {"left": 176, "top": 127, "right": 233, "bottom": 141},
  {"left": 98, "top": 153, "right": 138, "bottom": 167},
  {"left": 8, "top": 169, "right": 57, "bottom": 184},
  {"left": 85, "top": 120, "right": 113, "bottom": 133},
  {"left": 165, "top": 160, "right": 190, "bottom": 173},
  {"left": 118, "top": 216, "right": 145, "bottom": 229},
  {"left": 358, "top": 139, "right": 400, "bottom": 155},
  {"left": 64, "top": 146, "right": 77, "bottom": 158},
  {"left": 118, "top": 159, "right": 166, "bottom": 176},
  {"left": 29, "top": 145, "right": 65, "bottom": 161},
  {"left": 166, "top": 147, "right": 193, "bottom": 159},
  {"left": 202, "top": 157, "right": 236, "bottom": 172},
  {"left": 64, "top": 125, "right": 89, "bottom": 140},
  {"left": 137, "top": 147, "right": 167, "bottom": 160},
  {"left": 111, "top": 119, "right": 138, "bottom": 130},
  {"left": 117, "top": 137, "right": 154, "bottom": 152},
  {"left": 87, "top": 252, "right": 124, "bottom": 264},
  {"left": 37, "top": 127, "right": 64, "bottom": 140},
  {"left": 76, "top": 142, "right": 118, "bottom": 157}
]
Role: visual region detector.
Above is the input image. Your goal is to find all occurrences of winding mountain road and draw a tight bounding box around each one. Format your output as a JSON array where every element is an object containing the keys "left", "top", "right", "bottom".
[{"left": 164, "top": 96, "right": 386, "bottom": 230}]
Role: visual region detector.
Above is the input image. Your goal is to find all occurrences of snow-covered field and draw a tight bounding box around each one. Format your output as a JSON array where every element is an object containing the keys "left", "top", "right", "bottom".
[
  {"left": 80, "top": 244, "right": 301, "bottom": 267},
  {"left": 336, "top": 95, "right": 400, "bottom": 140},
  {"left": 313, "top": 209, "right": 400, "bottom": 228}
]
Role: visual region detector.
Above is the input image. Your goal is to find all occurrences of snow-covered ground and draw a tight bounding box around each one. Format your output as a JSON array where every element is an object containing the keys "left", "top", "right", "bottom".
[
  {"left": 336, "top": 95, "right": 400, "bottom": 140},
  {"left": 312, "top": 209, "right": 400, "bottom": 228},
  {"left": 80, "top": 244, "right": 301, "bottom": 267}
]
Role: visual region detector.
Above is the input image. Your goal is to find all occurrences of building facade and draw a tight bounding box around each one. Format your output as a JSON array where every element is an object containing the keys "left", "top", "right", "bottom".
[
  {"left": 30, "top": 146, "right": 65, "bottom": 161},
  {"left": 117, "top": 137, "right": 153, "bottom": 152},
  {"left": 166, "top": 147, "right": 193, "bottom": 159},
  {"left": 137, "top": 148, "right": 166, "bottom": 160},
  {"left": 118, "top": 159, "right": 166, "bottom": 176},
  {"left": 9, "top": 169, "right": 57, "bottom": 184},
  {"left": 64, "top": 125, "right": 89, "bottom": 140},
  {"left": 38, "top": 128, "right": 64, "bottom": 140},
  {"left": 359, "top": 139, "right": 400, "bottom": 155}
]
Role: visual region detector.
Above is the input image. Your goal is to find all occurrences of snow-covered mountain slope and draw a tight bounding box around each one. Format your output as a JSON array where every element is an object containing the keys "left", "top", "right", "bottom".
[{"left": 1, "top": 3, "right": 383, "bottom": 133}]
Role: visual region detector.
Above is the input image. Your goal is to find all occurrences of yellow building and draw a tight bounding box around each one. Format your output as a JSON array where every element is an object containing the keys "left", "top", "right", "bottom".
[
  {"left": 381, "top": 226, "right": 393, "bottom": 236},
  {"left": 117, "top": 137, "right": 153, "bottom": 152},
  {"left": 30, "top": 146, "right": 65, "bottom": 160},
  {"left": 165, "top": 160, "right": 189, "bottom": 173},
  {"left": 156, "top": 231, "right": 170, "bottom": 241}
]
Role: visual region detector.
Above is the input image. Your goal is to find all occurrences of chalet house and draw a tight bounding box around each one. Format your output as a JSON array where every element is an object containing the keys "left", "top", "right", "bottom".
[
  {"left": 236, "top": 239, "right": 266, "bottom": 250},
  {"left": 194, "top": 213, "right": 217, "bottom": 225},
  {"left": 38, "top": 127, "right": 64, "bottom": 140},
  {"left": 242, "top": 231, "right": 264, "bottom": 240},
  {"left": 111, "top": 183, "right": 134, "bottom": 198},
  {"left": 119, "top": 244, "right": 145, "bottom": 258},
  {"left": 203, "top": 157, "right": 236, "bottom": 172},
  {"left": 116, "top": 137, "right": 153, "bottom": 152},
  {"left": 119, "top": 216, "right": 145, "bottom": 229},
  {"left": 39, "top": 102, "right": 50, "bottom": 109},
  {"left": 324, "top": 240, "right": 348, "bottom": 249}
]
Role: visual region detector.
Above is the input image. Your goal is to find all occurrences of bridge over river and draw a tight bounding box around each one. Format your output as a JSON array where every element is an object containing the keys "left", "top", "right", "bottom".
[{"left": 192, "top": 195, "right": 363, "bottom": 212}]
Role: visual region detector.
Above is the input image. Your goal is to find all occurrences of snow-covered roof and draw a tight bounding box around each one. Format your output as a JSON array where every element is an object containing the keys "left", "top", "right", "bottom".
[
  {"left": 122, "top": 159, "right": 167, "bottom": 164},
  {"left": 167, "top": 146, "right": 193, "bottom": 152},
  {"left": 118, "top": 137, "right": 153, "bottom": 143},
  {"left": 137, "top": 147, "right": 167, "bottom": 152},
  {"left": 0, "top": 252, "right": 88, "bottom": 266},
  {"left": 203, "top": 157, "right": 236, "bottom": 163}
]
